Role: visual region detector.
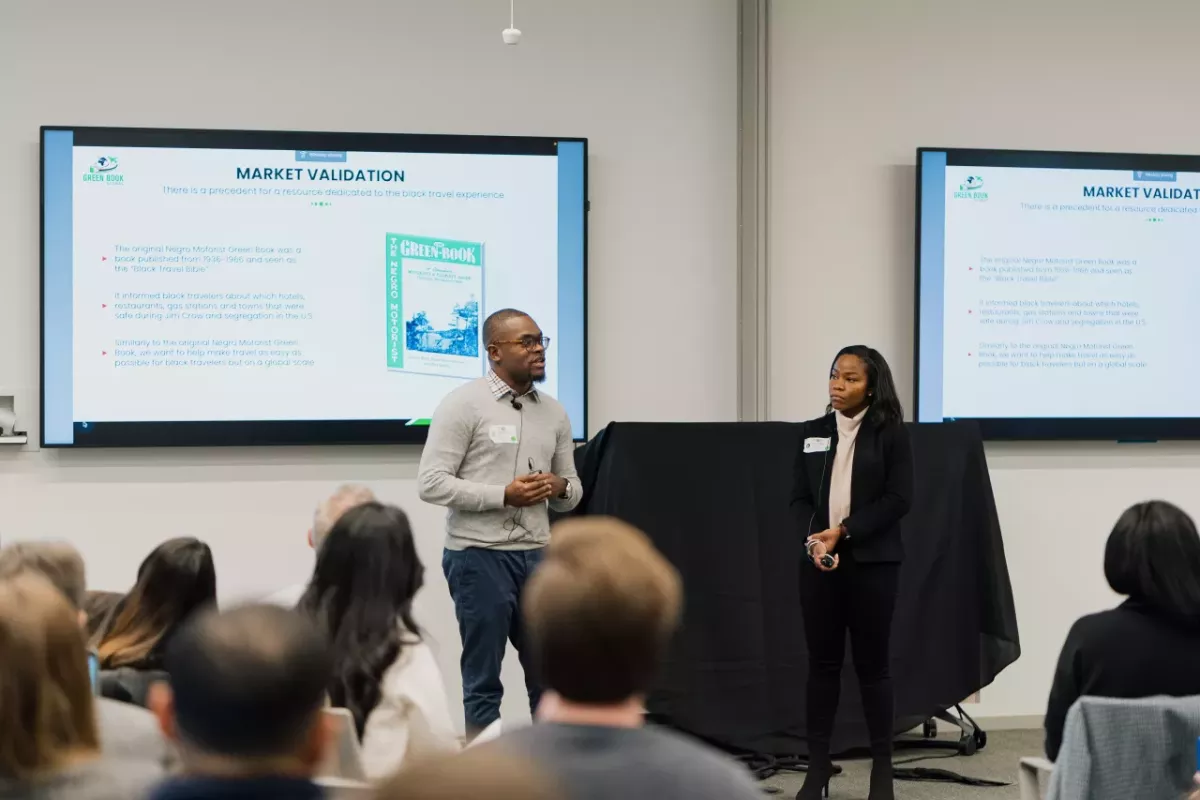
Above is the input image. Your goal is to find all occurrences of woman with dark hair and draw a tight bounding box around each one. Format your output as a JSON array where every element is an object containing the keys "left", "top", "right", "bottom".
[
  {"left": 1044, "top": 500, "right": 1200, "bottom": 761},
  {"left": 83, "top": 590, "right": 123, "bottom": 642},
  {"left": 96, "top": 537, "right": 216, "bottom": 673},
  {"left": 791, "top": 345, "right": 913, "bottom": 800},
  {"left": 298, "top": 501, "right": 457, "bottom": 778}
]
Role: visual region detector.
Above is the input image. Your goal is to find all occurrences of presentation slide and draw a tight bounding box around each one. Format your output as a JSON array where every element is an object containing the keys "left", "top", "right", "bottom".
[
  {"left": 41, "top": 128, "right": 586, "bottom": 447},
  {"left": 917, "top": 148, "right": 1200, "bottom": 439}
]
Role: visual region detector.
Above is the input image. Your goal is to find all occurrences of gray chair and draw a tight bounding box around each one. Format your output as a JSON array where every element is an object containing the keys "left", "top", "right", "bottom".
[
  {"left": 466, "top": 718, "right": 503, "bottom": 749},
  {"left": 1020, "top": 695, "right": 1200, "bottom": 800},
  {"left": 317, "top": 779, "right": 373, "bottom": 800},
  {"left": 98, "top": 667, "right": 169, "bottom": 708},
  {"left": 317, "top": 707, "right": 370, "bottom": 791},
  {"left": 1017, "top": 755, "right": 1052, "bottom": 800}
]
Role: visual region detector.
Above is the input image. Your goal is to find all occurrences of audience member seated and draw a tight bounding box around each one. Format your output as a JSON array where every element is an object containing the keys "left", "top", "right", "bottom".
[
  {"left": 298, "top": 502, "right": 457, "bottom": 778},
  {"left": 1045, "top": 499, "right": 1200, "bottom": 760},
  {"left": 267, "top": 485, "right": 376, "bottom": 608},
  {"left": 0, "top": 573, "right": 162, "bottom": 800},
  {"left": 373, "top": 749, "right": 560, "bottom": 800},
  {"left": 147, "top": 604, "right": 332, "bottom": 800},
  {"left": 0, "top": 542, "right": 174, "bottom": 771},
  {"left": 96, "top": 537, "right": 217, "bottom": 707},
  {"left": 496, "top": 516, "right": 762, "bottom": 800}
]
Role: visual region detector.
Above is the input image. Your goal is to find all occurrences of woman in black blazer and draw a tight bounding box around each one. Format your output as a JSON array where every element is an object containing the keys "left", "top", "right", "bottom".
[
  {"left": 791, "top": 346, "right": 913, "bottom": 800},
  {"left": 1044, "top": 500, "right": 1200, "bottom": 761}
]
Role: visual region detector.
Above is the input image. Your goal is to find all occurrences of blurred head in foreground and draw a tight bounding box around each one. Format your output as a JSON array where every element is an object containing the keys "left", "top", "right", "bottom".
[
  {"left": 0, "top": 542, "right": 123, "bottom": 645},
  {"left": 97, "top": 537, "right": 217, "bottom": 669},
  {"left": 0, "top": 540, "right": 87, "bottom": 619},
  {"left": 0, "top": 573, "right": 99, "bottom": 780},
  {"left": 374, "top": 749, "right": 560, "bottom": 800},
  {"left": 149, "top": 604, "right": 333, "bottom": 778},
  {"left": 1105, "top": 500, "right": 1200, "bottom": 626},
  {"left": 524, "top": 516, "right": 682, "bottom": 716}
]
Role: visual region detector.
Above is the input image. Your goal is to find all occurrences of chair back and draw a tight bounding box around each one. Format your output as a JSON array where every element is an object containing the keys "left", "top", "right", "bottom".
[
  {"left": 318, "top": 707, "right": 368, "bottom": 783},
  {"left": 315, "top": 778, "right": 372, "bottom": 800},
  {"left": 466, "top": 718, "right": 503, "bottom": 748},
  {"left": 98, "top": 667, "right": 169, "bottom": 708},
  {"left": 1047, "top": 694, "right": 1200, "bottom": 800}
]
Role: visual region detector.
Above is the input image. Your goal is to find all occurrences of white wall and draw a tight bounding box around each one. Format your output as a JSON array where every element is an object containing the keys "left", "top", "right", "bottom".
[
  {"left": 768, "top": 0, "right": 1200, "bottom": 720},
  {"left": 0, "top": 0, "right": 738, "bottom": 730}
]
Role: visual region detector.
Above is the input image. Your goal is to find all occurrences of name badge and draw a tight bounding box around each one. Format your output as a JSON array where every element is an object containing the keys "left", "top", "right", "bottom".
[
  {"left": 803, "top": 437, "right": 832, "bottom": 453},
  {"left": 489, "top": 424, "right": 519, "bottom": 444}
]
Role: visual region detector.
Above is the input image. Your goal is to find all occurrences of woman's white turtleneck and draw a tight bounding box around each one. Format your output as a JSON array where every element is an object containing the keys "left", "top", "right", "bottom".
[{"left": 828, "top": 407, "right": 867, "bottom": 531}]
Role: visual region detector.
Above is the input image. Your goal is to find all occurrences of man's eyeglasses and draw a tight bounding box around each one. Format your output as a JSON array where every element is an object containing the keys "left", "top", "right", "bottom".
[{"left": 492, "top": 335, "right": 551, "bottom": 351}]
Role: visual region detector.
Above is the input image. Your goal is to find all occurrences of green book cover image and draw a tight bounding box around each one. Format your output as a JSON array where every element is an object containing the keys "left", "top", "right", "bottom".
[{"left": 386, "top": 233, "right": 484, "bottom": 380}]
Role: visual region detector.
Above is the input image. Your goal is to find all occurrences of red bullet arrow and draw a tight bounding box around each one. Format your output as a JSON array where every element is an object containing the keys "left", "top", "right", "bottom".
[
  {"left": 102, "top": 351, "right": 107, "bottom": 356},
  {"left": 968, "top": 310, "right": 973, "bottom": 314},
  {"left": 968, "top": 267, "right": 973, "bottom": 271},
  {"left": 101, "top": 303, "right": 107, "bottom": 308},
  {"left": 101, "top": 256, "right": 107, "bottom": 261}
]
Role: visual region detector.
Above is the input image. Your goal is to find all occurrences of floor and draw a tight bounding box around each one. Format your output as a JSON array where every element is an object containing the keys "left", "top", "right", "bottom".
[{"left": 759, "top": 728, "right": 1043, "bottom": 800}]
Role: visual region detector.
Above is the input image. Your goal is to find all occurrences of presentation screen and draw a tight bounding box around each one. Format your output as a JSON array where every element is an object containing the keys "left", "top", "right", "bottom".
[
  {"left": 41, "top": 127, "right": 587, "bottom": 447},
  {"left": 916, "top": 147, "right": 1200, "bottom": 440}
]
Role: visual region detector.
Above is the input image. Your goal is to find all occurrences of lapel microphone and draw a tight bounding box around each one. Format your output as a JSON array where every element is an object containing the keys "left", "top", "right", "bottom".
[{"left": 510, "top": 397, "right": 523, "bottom": 411}]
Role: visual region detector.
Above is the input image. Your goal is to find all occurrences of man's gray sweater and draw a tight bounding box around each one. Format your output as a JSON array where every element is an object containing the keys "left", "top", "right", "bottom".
[{"left": 417, "top": 376, "right": 582, "bottom": 550}]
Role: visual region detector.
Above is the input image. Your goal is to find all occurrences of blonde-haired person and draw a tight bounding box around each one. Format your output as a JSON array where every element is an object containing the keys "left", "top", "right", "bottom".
[
  {"left": 266, "top": 484, "right": 376, "bottom": 607},
  {"left": 373, "top": 749, "right": 560, "bottom": 800},
  {"left": 0, "top": 541, "right": 173, "bottom": 772},
  {"left": 0, "top": 573, "right": 160, "bottom": 799}
]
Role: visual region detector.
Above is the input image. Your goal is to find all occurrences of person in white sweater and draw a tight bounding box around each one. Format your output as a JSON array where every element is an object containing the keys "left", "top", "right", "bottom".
[{"left": 296, "top": 501, "right": 458, "bottom": 778}]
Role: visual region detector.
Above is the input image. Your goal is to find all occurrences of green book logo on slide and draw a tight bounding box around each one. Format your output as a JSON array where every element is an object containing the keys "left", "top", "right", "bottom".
[
  {"left": 82, "top": 156, "right": 124, "bottom": 184},
  {"left": 953, "top": 175, "right": 988, "bottom": 202},
  {"left": 386, "top": 233, "right": 484, "bottom": 374}
]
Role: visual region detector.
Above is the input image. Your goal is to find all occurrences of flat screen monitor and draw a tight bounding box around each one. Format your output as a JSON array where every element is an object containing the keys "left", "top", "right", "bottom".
[
  {"left": 41, "top": 126, "right": 587, "bottom": 447},
  {"left": 916, "top": 147, "right": 1200, "bottom": 440}
]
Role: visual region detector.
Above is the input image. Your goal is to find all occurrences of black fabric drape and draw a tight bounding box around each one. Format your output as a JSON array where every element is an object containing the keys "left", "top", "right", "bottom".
[{"left": 558, "top": 421, "right": 1019, "bottom": 756}]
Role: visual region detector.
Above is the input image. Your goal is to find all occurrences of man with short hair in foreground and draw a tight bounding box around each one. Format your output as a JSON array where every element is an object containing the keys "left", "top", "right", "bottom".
[
  {"left": 148, "top": 604, "right": 333, "bottom": 800},
  {"left": 0, "top": 540, "right": 174, "bottom": 771},
  {"left": 497, "top": 517, "right": 762, "bottom": 800}
]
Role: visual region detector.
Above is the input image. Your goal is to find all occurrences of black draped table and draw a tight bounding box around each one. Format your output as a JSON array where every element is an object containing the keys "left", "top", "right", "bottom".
[{"left": 559, "top": 421, "right": 1020, "bottom": 756}]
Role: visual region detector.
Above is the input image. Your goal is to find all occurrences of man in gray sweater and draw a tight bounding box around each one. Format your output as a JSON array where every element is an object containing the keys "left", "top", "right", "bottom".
[{"left": 418, "top": 308, "right": 582, "bottom": 737}]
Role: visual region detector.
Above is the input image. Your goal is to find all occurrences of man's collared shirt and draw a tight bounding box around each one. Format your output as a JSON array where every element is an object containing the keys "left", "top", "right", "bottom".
[{"left": 486, "top": 370, "right": 540, "bottom": 403}]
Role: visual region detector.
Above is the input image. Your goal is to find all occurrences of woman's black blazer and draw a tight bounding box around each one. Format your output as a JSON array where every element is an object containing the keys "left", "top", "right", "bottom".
[{"left": 790, "top": 413, "right": 914, "bottom": 564}]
